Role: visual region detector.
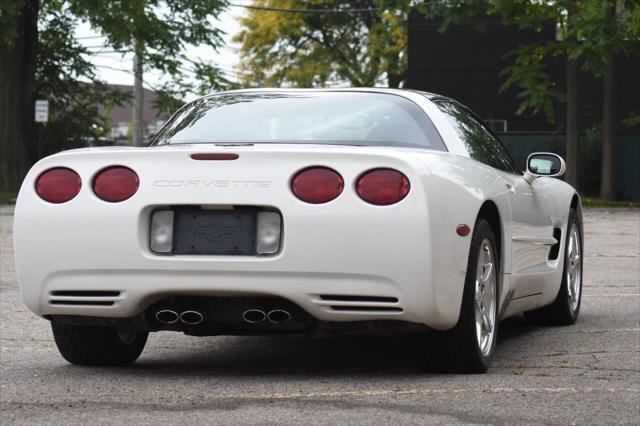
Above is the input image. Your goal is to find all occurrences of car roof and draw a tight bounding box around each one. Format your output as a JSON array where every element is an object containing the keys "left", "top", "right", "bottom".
[
  {"left": 405, "top": 89, "right": 451, "bottom": 101},
  {"left": 202, "top": 87, "right": 452, "bottom": 102}
]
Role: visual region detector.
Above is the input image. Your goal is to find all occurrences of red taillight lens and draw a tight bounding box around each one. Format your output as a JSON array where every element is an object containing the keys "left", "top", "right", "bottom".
[
  {"left": 36, "top": 168, "right": 82, "bottom": 203},
  {"left": 93, "top": 166, "right": 139, "bottom": 202},
  {"left": 356, "top": 168, "right": 410, "bottom": 205},
  {"left": 291, "top": 167, "right": 344, "bottom": 204}
]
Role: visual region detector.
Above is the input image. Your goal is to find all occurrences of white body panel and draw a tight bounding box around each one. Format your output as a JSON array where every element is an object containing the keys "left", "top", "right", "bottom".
[{"left": 13, "top": 88, "right": 579, "bottom": 332}]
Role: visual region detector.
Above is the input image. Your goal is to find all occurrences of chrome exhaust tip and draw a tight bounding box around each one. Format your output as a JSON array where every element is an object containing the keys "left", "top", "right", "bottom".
[
  {"left": 267, "top": 309, "right": 291, "bottom": 324},
  {"left": 155, "top": 309, "right": 179, "bottom": 324},
  {"left": 180, "top": 310, "right": 204, "bottom": 325},
  {"left": 242, "top": 309, "right": 266, "bottom": 323}
]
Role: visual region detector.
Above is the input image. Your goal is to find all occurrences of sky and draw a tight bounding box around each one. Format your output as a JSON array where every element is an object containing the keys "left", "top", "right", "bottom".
[{"left": 74, "top": 8, "right": 245, "bottom": 97}]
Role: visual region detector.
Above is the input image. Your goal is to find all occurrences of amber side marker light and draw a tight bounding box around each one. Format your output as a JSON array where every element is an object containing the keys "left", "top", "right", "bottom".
[{"left": 191, "top": 153, "right": 239, "bottom": 160}]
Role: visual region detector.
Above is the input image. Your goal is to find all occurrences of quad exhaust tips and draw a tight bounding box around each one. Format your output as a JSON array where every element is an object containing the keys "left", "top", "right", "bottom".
[
  {"left": 242, "top": 309, "right": 291, "bottom": 324},
  {"left": 180, "top": 310, "right": 204, "bottom": 325},
  {"left": 155, "top": 309, "right": 179, "bottom": 324},
  {"left": 267, "top": 309, "right": 291, "bottom": 324},
  {"left": 242, "top": 309, "right": 267, "bottom": 323},
  {"left": 157, "top": 308, "right": 290, "bottom": 325},
  {"left": 155, "top": 309, "right": 204, "bottom": 325}
]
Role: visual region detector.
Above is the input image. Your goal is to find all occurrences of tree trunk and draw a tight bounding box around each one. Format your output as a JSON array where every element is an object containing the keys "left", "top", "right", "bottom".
[
  {"left": 565, "top": 56, "right": 579, "bottom": 189},
  {"left": 387, "top": 72, "right": 404, "bottom": 88},
  {"left": 386, "top": 52, "right": 404, "bottom": 88},
  {"left": 599, "top": 59, "right": 616, "bottom": 200},
  {"left": 0, "top": 0, "right": 39, "bottom": 197}
]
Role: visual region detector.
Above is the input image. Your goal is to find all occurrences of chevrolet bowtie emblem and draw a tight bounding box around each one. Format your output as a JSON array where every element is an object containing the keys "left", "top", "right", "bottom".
[{"left": 194, "top": 223, "right": 236, "bottom": 241}]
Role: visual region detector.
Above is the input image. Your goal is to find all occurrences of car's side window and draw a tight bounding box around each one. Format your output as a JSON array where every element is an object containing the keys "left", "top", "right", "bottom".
[{"left": 434, "top": 101, "right": 518, "bottom": 173}]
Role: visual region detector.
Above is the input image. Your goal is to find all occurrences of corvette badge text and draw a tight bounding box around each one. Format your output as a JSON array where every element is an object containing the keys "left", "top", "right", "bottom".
[{"left": 153, "top": 180, "right": 271, "bottom": 188}]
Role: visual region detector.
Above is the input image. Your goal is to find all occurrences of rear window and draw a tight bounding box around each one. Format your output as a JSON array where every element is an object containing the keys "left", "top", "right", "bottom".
[{"left": 151, "top": 92, "right": 446, "bottom": 150}]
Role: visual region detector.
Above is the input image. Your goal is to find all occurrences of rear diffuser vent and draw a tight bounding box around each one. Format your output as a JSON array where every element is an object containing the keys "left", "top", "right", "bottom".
[
  {"left": 50, "top": 290, "right": 120, "bottom": 297},
  {"left": 316, "top": 294, "right": 403, "bottom": 313},
  {"left": 48, "top": 290, "right": 121, "bottom": 307},
  {"left": 330, "top": 306, "right": 403, "bottom": 312},
  {"left": 49, "top": 300, "right": 114, "bottom": 306},
  {"left": 319, "top": 295, "right": 398, "bottom": 303}
]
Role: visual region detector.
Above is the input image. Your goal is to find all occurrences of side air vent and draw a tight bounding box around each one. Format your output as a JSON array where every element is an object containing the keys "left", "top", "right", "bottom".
[
  {"left": 548, "top": 228, "right": 562, "bottom": 260},
  {"left": 48, "top": 290, "right": 122, "bottom": 307},
  {"left": 314, "top": 294, "right": 403, "bottom": 313}
]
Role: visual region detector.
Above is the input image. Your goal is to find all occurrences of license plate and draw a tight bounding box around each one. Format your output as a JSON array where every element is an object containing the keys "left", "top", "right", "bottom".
[{"left": 173, "top": 208, "right": 258, "bottom": 255}]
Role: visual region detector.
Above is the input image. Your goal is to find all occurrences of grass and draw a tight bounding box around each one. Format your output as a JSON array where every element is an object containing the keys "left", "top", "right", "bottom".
[{"left": 581, "top": 197, "right": 640, "bottom": 208}]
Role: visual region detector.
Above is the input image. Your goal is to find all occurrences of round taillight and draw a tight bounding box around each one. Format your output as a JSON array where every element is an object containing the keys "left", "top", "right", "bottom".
[
  {"left": 93, "top": 166, "right": 139, "bottom": 202},
  {"left": 356, "top": 168, "right": 410, "bottom": 205},
  {"left": 291, "top": 167, "right": 344, "bottom": 204},
  {"left": 35, "top": 167, "right": 82, "bottom": 203}
]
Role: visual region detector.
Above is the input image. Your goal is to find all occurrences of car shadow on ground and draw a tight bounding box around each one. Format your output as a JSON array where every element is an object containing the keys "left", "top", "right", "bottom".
[{"left": 95, "top": 315, "right": 541, "bottom": 377}]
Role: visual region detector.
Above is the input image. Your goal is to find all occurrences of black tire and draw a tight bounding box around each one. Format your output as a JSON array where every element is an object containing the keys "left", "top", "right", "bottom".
[
  {"left": 421, "top": 218, "right": 499, "bottom": 373},
  {"left": 524, "top": 208, "right": 582, "bottom": 325},
  {"left": 51, "top": 321, "right": 148, "bottom": 366}
]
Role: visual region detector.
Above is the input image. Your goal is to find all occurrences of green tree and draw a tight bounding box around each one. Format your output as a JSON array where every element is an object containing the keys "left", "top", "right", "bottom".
[
  {"left": 234, "top": 0, "right": 417, "bottom": 87},
  {"left": 566, "top": 0, "right": 638, "bottom": 199},
  {"left": 427, "top": 0, "right": 640, "bottom": 200},
  {"left": 67, "top": 0, "right": 234, "bottom": 111},
  {"left": 493, "top": 0, "right": 581, "bottom": 189},
  {"left": 1, "top": 0, "right": 37, "bottom": 197},
  {"left": 0, "top": 0, "right": 230, "bottom": 195},
  {"left": 35, "top": 4, "right": 128, "bottom": 157}
]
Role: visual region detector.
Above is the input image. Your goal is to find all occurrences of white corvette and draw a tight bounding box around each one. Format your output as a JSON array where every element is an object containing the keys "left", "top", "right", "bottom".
[{"left": 14, "top": 88, "right": 583, "bottom": 372}]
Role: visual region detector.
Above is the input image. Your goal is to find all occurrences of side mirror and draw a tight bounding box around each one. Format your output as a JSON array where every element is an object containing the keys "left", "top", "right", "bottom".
[{"left": 524, "top": 152, "right": 566, "bottom": 184}]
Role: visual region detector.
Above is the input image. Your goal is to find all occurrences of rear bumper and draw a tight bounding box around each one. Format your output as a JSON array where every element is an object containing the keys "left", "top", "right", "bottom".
[
  {"left": 20, "top": 259, "right": 463, "bottom": 331},
  {"left": 16, "top": 209, "right": 464, "bottom": 330},
  {"left": 42, "top": 269, "right": 414, "bottom": 322}
]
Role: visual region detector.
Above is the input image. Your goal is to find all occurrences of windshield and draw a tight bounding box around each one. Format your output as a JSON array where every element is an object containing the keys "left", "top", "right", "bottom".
[{"left": 151, "top": 92, "right": 446, "bottom": 150}]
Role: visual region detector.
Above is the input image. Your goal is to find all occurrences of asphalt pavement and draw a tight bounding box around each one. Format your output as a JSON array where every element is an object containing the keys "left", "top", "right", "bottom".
[{"left": 1, "top": 206, "right": 638, "bottom": 425}]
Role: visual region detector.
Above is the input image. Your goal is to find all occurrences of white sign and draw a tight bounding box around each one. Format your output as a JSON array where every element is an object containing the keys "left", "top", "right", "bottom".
[{"left": 35, "top": 100, "right": 49, "bottom": 123}]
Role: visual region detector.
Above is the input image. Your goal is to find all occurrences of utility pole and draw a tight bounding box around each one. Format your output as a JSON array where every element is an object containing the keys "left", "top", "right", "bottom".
[{"left": 132, "top": 37, "right": 144, "bottom": 147}]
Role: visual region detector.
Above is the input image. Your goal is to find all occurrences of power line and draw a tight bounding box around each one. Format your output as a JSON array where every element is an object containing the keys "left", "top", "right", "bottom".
[
  {"left": 81, "top": 44, "right": 111, "bottom": 49},
  {"left": 92, "top": 55, "right": 238, "bottom": 77},
  {"left": 230, "top": 3, "right": 380, "bottom": 13},
  {"left": 93, "top": 64, "right": 134, "bottom": 75},
  {"left": 94, "top": 53, "right": 129, "bottom": 60},
  {"left": 93, "top": 64, "right": 161, "bottom": 92},
  {"left": 180, "top": 65, "right": 243, "bottom": 80},
  {"left": 84, "top": 49, "right": 133, "bottom": 54},
  {"left": 75, "top": 35, "right": 108, "bottom": 40},
  {"left": 92, "top": 64, "right": 239, "bottom": 90}
]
